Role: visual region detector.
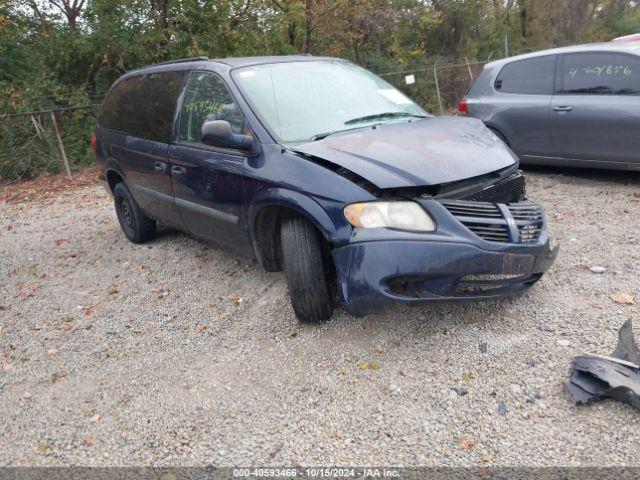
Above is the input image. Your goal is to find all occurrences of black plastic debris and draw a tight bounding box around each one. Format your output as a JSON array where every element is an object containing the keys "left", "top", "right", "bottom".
[
  {"left": 565, "top": 320, "right": 640, "bottom": 411},
  {"left": 612, "top": 319, "right": 640, "bottom": 364}
]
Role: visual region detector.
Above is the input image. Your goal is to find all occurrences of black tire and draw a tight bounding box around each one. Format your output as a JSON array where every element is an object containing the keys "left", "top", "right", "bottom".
[
  {"left": 281, "top": 216, "right": 333, "bottom": 323},
  {"left": 113, "top": 182, "right": 156, "bottom": 244}
]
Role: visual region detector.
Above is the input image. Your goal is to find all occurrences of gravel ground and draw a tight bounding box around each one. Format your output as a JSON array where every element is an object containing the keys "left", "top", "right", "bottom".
[{"left": 0, "top": 166, "right": 639, "bottom": 467}]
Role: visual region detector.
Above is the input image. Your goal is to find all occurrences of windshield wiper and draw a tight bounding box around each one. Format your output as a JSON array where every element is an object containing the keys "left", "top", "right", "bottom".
[
  {"left": 343, "top": 111, "right": 427, "bottom": 125},
  {"left": 309, "top": 113, "right": 428, "bottom": 142},
  {"left": 310, "top": 125, "right": 375, "bottom": 142}
]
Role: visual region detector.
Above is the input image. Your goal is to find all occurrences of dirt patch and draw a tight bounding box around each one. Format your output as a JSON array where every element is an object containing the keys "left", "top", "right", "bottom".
[{"left": 0, "top": 166, "right": 100, "bottom": 205}]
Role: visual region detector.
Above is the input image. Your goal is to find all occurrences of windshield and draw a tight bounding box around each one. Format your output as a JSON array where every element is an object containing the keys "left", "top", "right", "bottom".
[{"left": 231, "top": 61, "right": 428, "bottom": 143}]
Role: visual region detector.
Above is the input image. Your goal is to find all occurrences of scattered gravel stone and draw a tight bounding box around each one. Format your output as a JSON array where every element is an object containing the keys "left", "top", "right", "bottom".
[
  {"left": 452, "top": 387, "right": 468, "bottom": 396},
  {"left": 590, "top": 266, "right": 607, "bottom": 274},
  {"left": 478, "top": 342, "right": 488, "bottom": 353},
  {"left": 1, "top": 168, "right": 640, "bottom": 466},
  {"left": 557, "top": 339, "right": 571, "bottom": 347}
]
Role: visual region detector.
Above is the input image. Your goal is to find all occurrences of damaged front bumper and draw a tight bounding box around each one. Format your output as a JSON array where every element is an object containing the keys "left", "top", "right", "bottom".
[{"left": 332, "top": 198, "right": 559, "bottom": 316}]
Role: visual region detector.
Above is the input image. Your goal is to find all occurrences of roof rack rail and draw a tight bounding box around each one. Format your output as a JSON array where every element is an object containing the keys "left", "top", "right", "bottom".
[{"left": 147, "top": 56, "right": 210, "bottom": 67}]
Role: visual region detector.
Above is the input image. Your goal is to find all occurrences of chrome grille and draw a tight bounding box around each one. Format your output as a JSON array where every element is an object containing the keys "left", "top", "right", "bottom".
[
  {"left": 462, "top": 221, "right": 510, "bottom": 242},
  {"left": 440, "top": 200, "right": 544, "bottom": 244},
  {"left": 508, "top": 203, "right": 544, "bottom": 221},
  {"left": 509, "top": 203, "right": 544, "bottom": 243},
  {"left": 518, "top": 223, "right": 543, "bottom": 243},
  {"left": 441, "top": 200, "right": 502, "bottom": 218}
]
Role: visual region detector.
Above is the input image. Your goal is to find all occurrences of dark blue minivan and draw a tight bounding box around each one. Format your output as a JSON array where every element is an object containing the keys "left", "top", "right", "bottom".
[{"left": 94, "top": 55, "right": 558, "bottom": 322}]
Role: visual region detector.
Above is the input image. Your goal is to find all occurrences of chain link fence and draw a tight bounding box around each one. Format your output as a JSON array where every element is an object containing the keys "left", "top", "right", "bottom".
[
  {"left": 0, "top": 57, "right": 491, "bottom": 185},
  {"left": 0, "top": 104, "right": 100, "bottom": 183},
  {"left": 380, "top": 58, "right": 488, "bottom": 114}
]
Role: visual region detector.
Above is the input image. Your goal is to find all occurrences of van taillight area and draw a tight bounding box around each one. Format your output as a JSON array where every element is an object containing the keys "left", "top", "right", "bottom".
[{"left": 458, "top": 100, "right": 468, "bottom": 114}]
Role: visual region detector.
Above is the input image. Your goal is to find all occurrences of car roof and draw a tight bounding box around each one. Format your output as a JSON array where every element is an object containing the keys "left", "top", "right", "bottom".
[
  {"left": 207, "top": 55, "right": 344, "bottom": 68},
  {"left": 485, "top": 41, "right": 640, "bottom": 69},
  {"left": 612, "top": 33, "right": 640, "bottom": 42},
  {"left": 124, "top": 55, "right": 347, "bottom": 77}
]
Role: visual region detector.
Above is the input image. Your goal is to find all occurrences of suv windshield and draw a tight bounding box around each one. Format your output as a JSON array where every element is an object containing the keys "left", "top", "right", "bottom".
[{"left": 231, "top": 61, "right": 428, "bottom": 143}]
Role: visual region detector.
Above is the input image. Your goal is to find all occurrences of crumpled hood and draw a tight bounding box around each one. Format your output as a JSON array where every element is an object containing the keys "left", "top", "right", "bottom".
[{"left": 291, "top": 116, "right": 518, "bottom": 189}]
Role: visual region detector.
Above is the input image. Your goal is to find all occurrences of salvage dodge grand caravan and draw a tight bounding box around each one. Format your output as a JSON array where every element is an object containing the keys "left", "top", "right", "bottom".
[{"left": 94, "top": 55, "right": 558, "bottom": 323}]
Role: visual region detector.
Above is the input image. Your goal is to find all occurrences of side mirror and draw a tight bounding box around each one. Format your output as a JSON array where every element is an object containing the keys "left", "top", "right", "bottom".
[{"left": 201, "top": 120, "right": 254, "bottom": 151}]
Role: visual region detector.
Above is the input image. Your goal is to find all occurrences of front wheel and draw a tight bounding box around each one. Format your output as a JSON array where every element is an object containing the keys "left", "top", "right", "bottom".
[
  {"left": 113, "top": 182, "right": 156, "bottom": 244},
  {"left": 281, "top": 217, "right": 334, "bottom": 323}
]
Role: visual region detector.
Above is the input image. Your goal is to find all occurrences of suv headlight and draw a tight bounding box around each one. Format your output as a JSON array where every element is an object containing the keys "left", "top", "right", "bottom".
[{"left": 344, "top": 201, "right": 435, "bottom": 232}]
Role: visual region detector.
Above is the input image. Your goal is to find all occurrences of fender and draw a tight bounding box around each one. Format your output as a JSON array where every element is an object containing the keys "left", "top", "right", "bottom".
[
  {"left": 247, "top": 187, "right": 347, "bottom": 271},
  {"left": 248, "top": 187, "right": 339, "bottom": 243},
  {"left": 484, "top": 123, "right": 511, "bottom": 147},
  {"left": 104, "top": 158, "right": 127, "bottom": 191}
]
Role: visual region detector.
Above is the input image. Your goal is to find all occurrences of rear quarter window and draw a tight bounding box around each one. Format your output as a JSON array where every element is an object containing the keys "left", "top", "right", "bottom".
[
  {"left": 98, "top": 71, "right": 186, "bottom": 142},
  {"left": 495, "top": 55, "right": 557, "bottom": 95},
  {"left": 468, "top": 66, "right": 495, "bottom": 97},
  {"left": 99, "top": 76, "right": 142, "bottom": 133},
  {"left": 559, "top": 52, "right": 640, "bottom": 95}
]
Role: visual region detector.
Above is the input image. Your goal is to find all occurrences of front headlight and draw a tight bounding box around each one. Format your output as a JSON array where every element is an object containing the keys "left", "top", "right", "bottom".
[{"left": 344, "top": 201, "right": 435, "bottom": 232}]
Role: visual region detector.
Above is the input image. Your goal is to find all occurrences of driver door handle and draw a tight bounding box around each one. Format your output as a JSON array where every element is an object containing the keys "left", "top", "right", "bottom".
[
  {"left": 171, "top": 165, "right": 186, "bottom": 176},
  {"left": 553, "top": 105, "right": 574, "bottom": 112},
  {"left": 153, "top": 161, "right": 167, "bottom": 172}
]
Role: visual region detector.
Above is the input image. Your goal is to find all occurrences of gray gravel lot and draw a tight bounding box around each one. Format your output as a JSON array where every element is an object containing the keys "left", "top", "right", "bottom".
[{"left": 1, "top": 167, "right": 639, "bottom": 467}]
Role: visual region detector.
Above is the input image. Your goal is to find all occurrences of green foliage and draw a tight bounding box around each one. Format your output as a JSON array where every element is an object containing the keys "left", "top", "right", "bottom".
[
  {"left": 1, "top": 0, "right": 639, "bottom": 181},
  {"left": 0, "top": 118, "right": 58, "bottom": 182}
]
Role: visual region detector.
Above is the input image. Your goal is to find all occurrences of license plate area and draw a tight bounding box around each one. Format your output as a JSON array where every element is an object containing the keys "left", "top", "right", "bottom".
[{"left": 500, "top": 253, "right": 535, "bottom": 275}]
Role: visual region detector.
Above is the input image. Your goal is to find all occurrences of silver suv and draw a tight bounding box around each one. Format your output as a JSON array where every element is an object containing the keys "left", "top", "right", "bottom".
[{"left": 461, "top": 41, "right": 640, "bottom": 171}]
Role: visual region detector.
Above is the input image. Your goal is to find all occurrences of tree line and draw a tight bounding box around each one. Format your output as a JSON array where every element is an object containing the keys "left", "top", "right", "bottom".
[{"left": 0, "top": 0, "right": 638, "bottom": 181}]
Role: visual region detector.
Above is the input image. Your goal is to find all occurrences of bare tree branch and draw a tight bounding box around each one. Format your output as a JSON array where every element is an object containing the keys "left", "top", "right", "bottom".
[
  {"left": 47, "top": 0, "right": 85, "bottom": 32},
  {"left": 26, "top": 0, "right": 49, "bottom": 36}
]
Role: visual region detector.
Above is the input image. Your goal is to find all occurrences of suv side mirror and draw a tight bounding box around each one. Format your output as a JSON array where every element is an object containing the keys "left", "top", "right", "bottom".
[{"left": 201, "top": 120, "right": 254, "bottom": 151}]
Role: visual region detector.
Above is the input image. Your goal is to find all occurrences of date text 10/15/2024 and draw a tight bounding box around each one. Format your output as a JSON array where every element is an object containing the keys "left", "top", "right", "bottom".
[{"left": 233, "top": 467, "right": 401, "bottom": 478}]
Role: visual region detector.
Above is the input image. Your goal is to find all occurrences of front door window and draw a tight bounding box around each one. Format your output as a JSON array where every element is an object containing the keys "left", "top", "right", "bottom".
[{"left": 177, "top": 72, "right": 245, "bottom": 144}]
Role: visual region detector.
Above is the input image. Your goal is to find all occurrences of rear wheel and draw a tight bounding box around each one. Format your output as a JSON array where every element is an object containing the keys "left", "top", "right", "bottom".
[
  {"left": 113, "top": 182, "right": 156, "bottom": 244},
  {"left": 281, "top": 216, "right": 334, "bottom": 323}
]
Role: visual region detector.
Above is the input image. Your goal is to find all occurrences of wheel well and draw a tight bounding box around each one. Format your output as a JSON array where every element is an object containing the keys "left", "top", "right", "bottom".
[
  {"left": 487, "top": 126, "right": 510, "bottom": 147},
  {"left": 106, "top": 170, "right": 124, "bottom": 192},
  {"left": 254, "top": 205, "right": 331, "bottom": 272}
]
